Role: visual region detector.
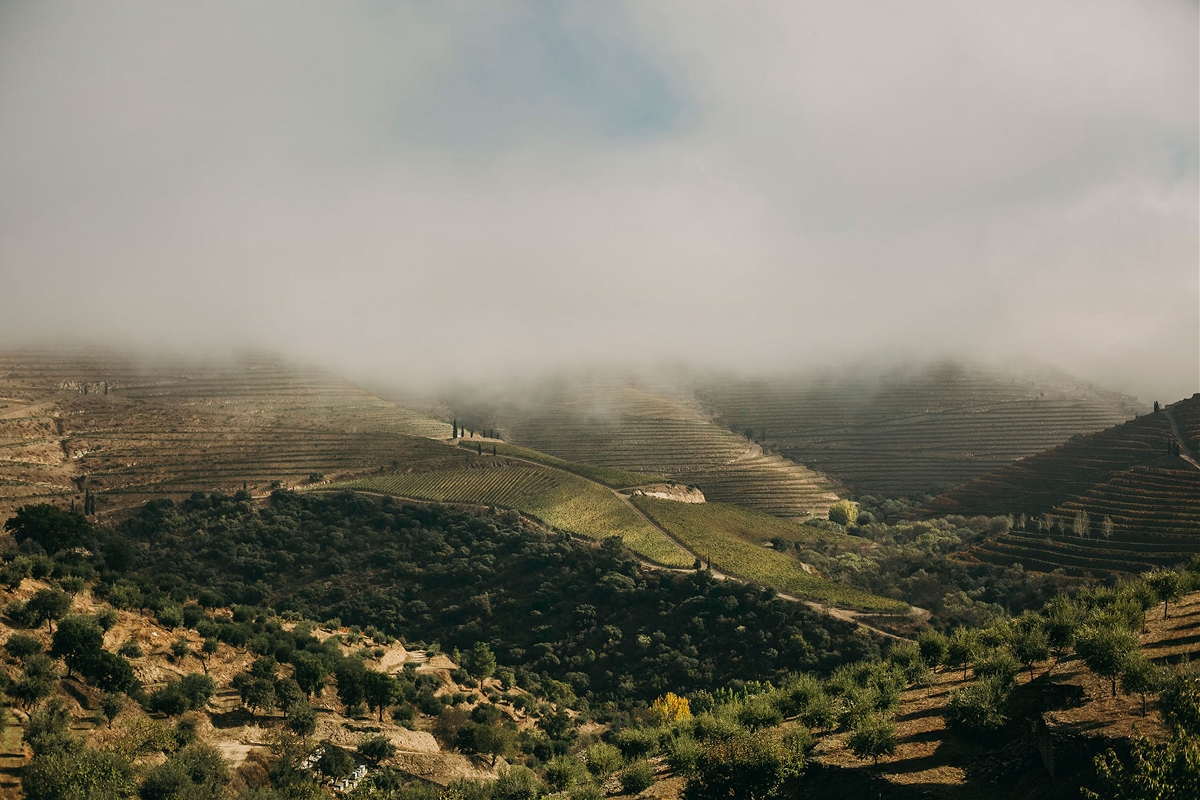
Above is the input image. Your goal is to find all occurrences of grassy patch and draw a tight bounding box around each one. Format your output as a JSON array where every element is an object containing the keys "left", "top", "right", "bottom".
[
  {"left": 456, "top": 440, "right": 662, "bottom": 488},
  {"left": 631, "top": 496, "right": 906, "bottom": 613},
  {"left": 329, "top": 467, "right": 691, "bottom": 567}
]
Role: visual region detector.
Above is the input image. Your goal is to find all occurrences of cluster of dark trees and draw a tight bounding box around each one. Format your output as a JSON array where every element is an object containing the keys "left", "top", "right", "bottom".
[{"left": 101, "top": 490, "right": 876, "bottom": 707}]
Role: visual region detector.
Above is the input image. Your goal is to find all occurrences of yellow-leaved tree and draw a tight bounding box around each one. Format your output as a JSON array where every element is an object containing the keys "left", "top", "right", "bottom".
[{"left": 652, "top": 692, "right": 691, "bottom": 724}]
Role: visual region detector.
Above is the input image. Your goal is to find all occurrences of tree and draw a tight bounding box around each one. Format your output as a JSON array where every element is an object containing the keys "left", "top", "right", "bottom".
[
  {"left": 946, "top": 628, "right": 977, "bottom": 680},
  {"left": 50, "top": 615, "right": 104, "bottom": 679},
  {"left": 1121, "top": 654, "right": 1165, "bottom": 717},
  {"left": 101, "top": 692, "right": 125, "bottom": 728},
  {"left": 26, "top": 588, "right": 73, "bottom": 631},
  {"left": 336, "top": 661, "right": 365, "bottom": 708},
  {"left": 24, "top": 698, "right": 77, "bottom": 757},
  {"left": 1043, "top": 595, "right": 1083, "bottom": 668},
  {"left": 1102, "top": 515, "right": 1115, "bottom": 542},
  {"left": 5, "top": 633, "right": 43, "bottom": 660},
  {"left": 232, "top": 673, "right": 276, "bottom": 717},
  {"left": 828, "top": 500, "right": 858, "bottom": 526},
  {"left": 1073, "top": 509, "right": 1091, "bottom": 539},
  {"left": 286, "top": 702, "right": 317, "bottom": 738},
  {"left": 197, "top": 638, "right": 218, "bottom": 675},
  {"left": 362, "top": 670, "right": 399, "bottom": 722},
  {"left": 179, "top": 673, "right": 216, "bottom": 709},
  {"left": 848, "top": 714, "right": 897, "bottom": 765},
  {"left": 1146, "top": 570, "right": 1184, "bottom": 620},
  {"left": 470, "top": 722, "right": 517, "bottom": 767},
  {"left": 316, "top": 744, "right": 356, "bottom": 779},
  {"left": 357, "top": 734, "right": 397, "bottom": 765},
  {"left": 1076, "top": 625, "right": 1139, "bottom": 697},
  {"left": 8, "top": 653, "right": 57, "bottom": 708},
  {"left": 917, "top": 630, "right": 948, "bottom": 672},
  {"left": 462, "top": 642, "right": 496, "bottom": 688},
  {"left": 1009, "top": 613, "right": 1051, "bottom": 680},
  {"left": 4, "top": 504, "right": 91, "bottom": 555},
  {"left": 292, "top": 652, "right": 327, "bottom": 698},
  {"left": 1084, "top": 729, "right": 1200, "bottom": 800}
]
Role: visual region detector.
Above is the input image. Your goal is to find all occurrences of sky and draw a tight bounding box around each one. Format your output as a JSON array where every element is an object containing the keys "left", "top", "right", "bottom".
[{"left": 0, "top": 1, "right": 1197, "bottom": 402}]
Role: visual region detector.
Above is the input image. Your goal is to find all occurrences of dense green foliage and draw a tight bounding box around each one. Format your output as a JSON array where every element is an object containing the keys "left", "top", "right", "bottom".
[{"left": 112, "top": 491, "right": 877, "bottom": 705}]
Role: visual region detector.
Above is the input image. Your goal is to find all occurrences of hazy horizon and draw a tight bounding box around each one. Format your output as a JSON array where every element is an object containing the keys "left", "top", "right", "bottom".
[{"left": 2, "top": 1, "right": 1196, "bottom": 404}]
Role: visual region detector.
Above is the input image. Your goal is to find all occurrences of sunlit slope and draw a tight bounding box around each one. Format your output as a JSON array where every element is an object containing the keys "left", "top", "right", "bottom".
[
  {"left": 629, "top": 496, "right": 904, "bottom": 611},
  {"left": 327, "top": 465, "right": 692, "bottom": 567},
  {"left": 489, "top": 383, "right": 843, "bottom": 520},
  {"left": 697, "top": 363, "right": 1142, "bottom": 496},
  {"left": 0, "top": 350, "right": 451, "bottom": 513},
  {"left": 929, "top": 396, "right": 1200, "bottom": 575}
]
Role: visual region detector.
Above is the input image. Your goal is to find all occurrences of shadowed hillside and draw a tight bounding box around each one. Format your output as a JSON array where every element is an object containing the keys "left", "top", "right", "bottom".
[
  {"left": 696, "top": 363, "right": 1143, "bottom": 496},
  {"left": 927, "top": 396, "right": 1200, "bottom": 576}
]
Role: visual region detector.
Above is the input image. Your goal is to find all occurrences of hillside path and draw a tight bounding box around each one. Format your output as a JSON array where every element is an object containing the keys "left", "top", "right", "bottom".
[{"left": 1163, "top": 408, "right": 1200, "bottom": 471}]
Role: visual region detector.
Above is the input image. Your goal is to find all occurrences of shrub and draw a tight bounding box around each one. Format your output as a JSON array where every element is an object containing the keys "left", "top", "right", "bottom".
[
  {"left": 494, "top": 765, "right": 542, "bottom": 800},
  {"left": 620, "top": 759, "right": 656, "bottom": 794},
  {"left": 585, "top": 742, "right": 624, "bottom": 777},
  {"left": 946, "top": 677, "right": 1008, "bottom": 738},
  {"left": 736, "top": 696, "right": 783, "bottom": 730},
  {"left": 828, "top": 501, "right": 859, "bottom": 526},
  {"left": 664, "top": 734, "right": 702, "bottom": 774},
  {"left": 614, "top": 726, "right": 659, "bottom": 759},
  {"left": 5, "top": 633, "right": 42, "bottom": 660},
  {"left": 682, "top": 729, "right": 806, "bottom": 800}
]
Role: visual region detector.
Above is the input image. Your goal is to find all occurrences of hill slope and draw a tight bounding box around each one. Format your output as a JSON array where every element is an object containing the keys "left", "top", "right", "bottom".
[
  {"left": 696, "top": 363, "right": 1143, "bottom": 496},
  {"left": 468, "top": 381, "right": 844, "bottom": 521},
  {"left": 926, "top": 395, "right": 1200, "bottom": 575},
  {"left": 0, "top": 350, "right": 450, "bottom": 516}
]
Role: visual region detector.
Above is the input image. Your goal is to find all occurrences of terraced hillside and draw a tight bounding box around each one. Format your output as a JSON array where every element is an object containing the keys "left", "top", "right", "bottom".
[
  {"left": 329, "top": 464, "right": 693, "bottom": 567},
  {"left": 479, "top": 382, "right": 843, "bottom": 520},
  {"left": 928, "top": 396, "right": 1200, "bottom": 575},
  {"left": 0, "top": 350, "right": 451, "bottom": 515},
  {"left": 696, "top": 363, "right": 1143, "bottom": 496}
]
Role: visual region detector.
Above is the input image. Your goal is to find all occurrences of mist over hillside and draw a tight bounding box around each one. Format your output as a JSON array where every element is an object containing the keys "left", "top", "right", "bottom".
[{"left": 0, "top": 2, "right": 1196, "bottom": 403}]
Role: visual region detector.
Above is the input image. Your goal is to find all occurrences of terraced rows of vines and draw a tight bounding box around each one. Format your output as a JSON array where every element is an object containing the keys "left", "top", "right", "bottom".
[
  {"left": 0, "top": 350, "right": 451, "bottom": 515},
  {"left": 483, "top": 382, "right": 843, "bottom": 520},
  {"left": 696, "top": 363, "right": 1143, "bottom": 496},
  {"left": 326, "top": 465, "right": 692, "bottom": 568},
  {"left": 931, "top": 396, "right": 1200, "bottom": 575}
]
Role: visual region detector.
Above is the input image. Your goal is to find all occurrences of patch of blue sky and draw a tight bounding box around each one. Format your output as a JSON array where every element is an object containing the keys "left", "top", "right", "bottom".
[{"left": 393, "top": 2, "right": 691, "bottom": 148}]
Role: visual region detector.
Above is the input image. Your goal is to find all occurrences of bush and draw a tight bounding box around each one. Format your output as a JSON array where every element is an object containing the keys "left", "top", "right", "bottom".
[
  {"left": 585, "top": 741, "right": 624, "bottom": 777},
  {"left": 544, "top": 755, "right": 587, "bottom": 791},
  {"left": 664, "top": 734, "right": 702, "bottom": 774},
  {"left": 682, "top": 729, "right": 805, "bottom": 800},
  {"left": 828, "top": 501, "right": 859, "bottom": 526},
  {"left": 494, "top": 765, "right": 542, "bottom": 800},
  {"left": 620, "top": 759, "right": 656, "bottom": 794},
  {"left": 736, "top": 696, "right": 783, "bottom": 730},
  {"left": 5, "top": 633, "right": 42, "bottom": 660},
  {"left": 614, "top": 726, "right": 659, "bottom": 759},
  {"left": 946, "top": 677, "right": 1008, "bottom": 738}
]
